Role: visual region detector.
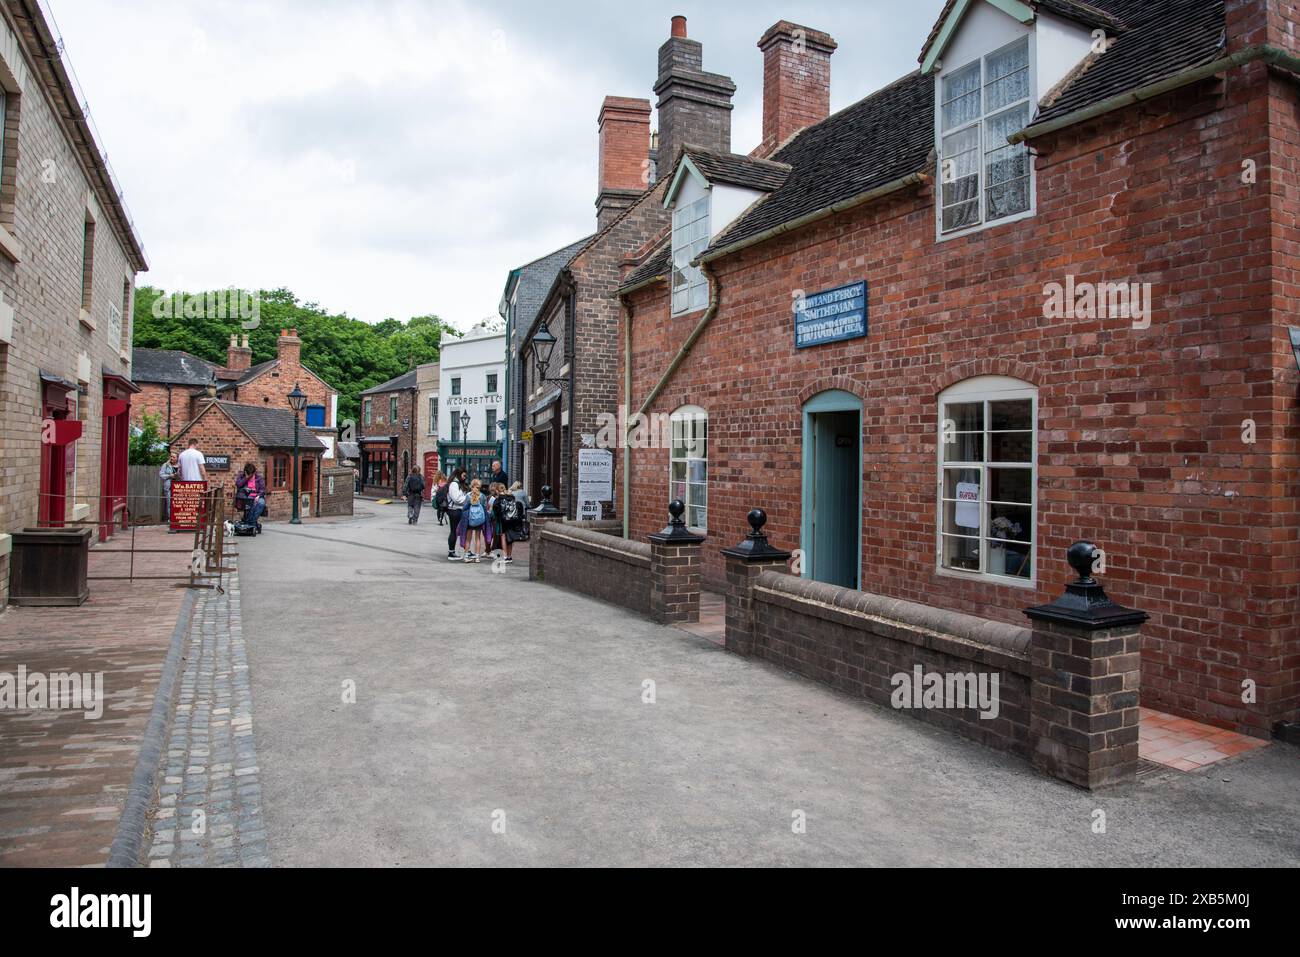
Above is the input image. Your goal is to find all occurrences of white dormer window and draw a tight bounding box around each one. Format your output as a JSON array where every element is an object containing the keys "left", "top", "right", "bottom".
[
  {"left": 939, "top": 37, "right": 1032, "bottom": 234},
  {"left": 671, "top": 195, "right": 710, "bottom": 315}
]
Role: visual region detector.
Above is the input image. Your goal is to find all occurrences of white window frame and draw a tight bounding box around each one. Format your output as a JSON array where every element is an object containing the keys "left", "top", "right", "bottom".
[
  {"left": 669, "top": 405, "right": 708, "bottom": 532},
  {"left": 935, "top": 34, "right": 1036, "bottom": 241},
  {"left": 428, "top": 396, "right": 438, "bottom": 435},
  {"left": 936, "top": 376, "right": 1037, "bottom": 588},
  {"left": 671, "top": 196, "right": 710, "bottom": 316}
]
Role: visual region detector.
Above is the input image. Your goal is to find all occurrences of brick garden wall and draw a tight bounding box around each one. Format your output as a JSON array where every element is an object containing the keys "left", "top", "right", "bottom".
[
  {"left": 622, "top": 55, "right": 1298, "bottom": 734},
  {"left": 319, "top": 466, "right": 354, "bottom": 517},
  {"left": 538, "top": 523, "right": 652, "bottom": 616},
  {"left": 751, "top": 571, "right": 1033, "bottom": 756}
]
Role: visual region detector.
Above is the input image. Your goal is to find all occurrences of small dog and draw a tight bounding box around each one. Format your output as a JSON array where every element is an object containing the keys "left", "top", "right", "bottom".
[{"left": 223, "top": 521, "right": 235, "bottom": 536}]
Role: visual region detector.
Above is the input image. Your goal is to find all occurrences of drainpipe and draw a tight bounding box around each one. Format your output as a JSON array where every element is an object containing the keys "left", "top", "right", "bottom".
[
  {"left": 564, "top": 272, "right": 577, "bottom": 520},
  {"left": 629, "top": 260, "right": 722, "bottom": 428},
  {"left": 621, "top": 297, "right": 633, "bottom": 538}
]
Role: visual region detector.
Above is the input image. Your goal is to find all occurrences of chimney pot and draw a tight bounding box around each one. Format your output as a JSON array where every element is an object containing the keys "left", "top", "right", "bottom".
[{"left": 671, "top": 15, "right": 687, "bottom": 38}]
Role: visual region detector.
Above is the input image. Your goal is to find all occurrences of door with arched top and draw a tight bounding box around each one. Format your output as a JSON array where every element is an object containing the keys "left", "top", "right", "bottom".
[{"left": 801, "top": 390, "right": 862, "bottom": 589}]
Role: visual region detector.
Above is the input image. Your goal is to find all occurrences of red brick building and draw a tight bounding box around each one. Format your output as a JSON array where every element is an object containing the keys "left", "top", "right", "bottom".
[
  {"left": 518, "top": 16, "right": 732, "bottom": 516},
  {"left": 357, "top": 370, "right": 418, "bottom": 497},
  {"left": 169, "top": 400, "right": 326, "bottom": 521},
  {"left": 134, "top": 329, "right": 338, "bottom": 462},
  {"left": 617, "top": 0, "right": 1300, "bottom": 737}
]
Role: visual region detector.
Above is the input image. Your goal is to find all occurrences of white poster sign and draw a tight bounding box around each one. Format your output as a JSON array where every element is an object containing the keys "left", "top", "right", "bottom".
[
  {"left": 577, "top": 448, "right": 613, "bottom": 503},
  {"left": 954, "top": 482, "right": 980, "bottom": 530}
]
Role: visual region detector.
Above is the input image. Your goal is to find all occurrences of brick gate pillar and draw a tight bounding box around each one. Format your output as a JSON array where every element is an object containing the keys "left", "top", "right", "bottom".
[
  {"left": 527, "top": 485, "right": 564, "bottom": 582},
  {"left": 720, "top": 509, "right": 791, "bottom": 657},
  {"left": 1024, "top": 541, "right": 1148, "bottom": 790},
  {"left": 648, "top": 500, "right": 705, "bottom": 624}
]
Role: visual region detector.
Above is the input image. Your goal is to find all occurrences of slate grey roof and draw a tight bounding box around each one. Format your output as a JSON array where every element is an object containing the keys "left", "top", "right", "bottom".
[
  {"left": 359, "top": 370, "right": 419, "bottom": 396},
  {"left": 132, "top": 348, "right": 219, "bottom": 386},
  {"left": 1033, "top": 1, "right": 1225, "bottom": 125},
  {"left": 510, "top": 236, "right": 593, "bottom": 350},
  {"left": 215, "top": 401, "right": 325, "bottom": 451},
  {"left": 681, "top": 145, "right": 791, "bottom": 192}
]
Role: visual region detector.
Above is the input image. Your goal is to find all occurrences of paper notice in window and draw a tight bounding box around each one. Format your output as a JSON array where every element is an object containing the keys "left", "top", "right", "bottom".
[{"left": 955, "top": 482, "right": 980, "bottom": 530}]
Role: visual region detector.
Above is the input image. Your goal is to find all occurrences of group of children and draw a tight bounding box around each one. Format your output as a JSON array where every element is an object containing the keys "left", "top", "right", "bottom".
[{"left": 422, "top": 468, "right": 530, "bottom": 565}]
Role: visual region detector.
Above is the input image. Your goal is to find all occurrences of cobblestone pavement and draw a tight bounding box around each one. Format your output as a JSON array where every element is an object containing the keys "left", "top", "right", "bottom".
[
  {"left": 146, "top": 563, "right": 269, "bottom": 867},
  {"left": 0, "top": 525, "right": 192, "bottom": 867}
]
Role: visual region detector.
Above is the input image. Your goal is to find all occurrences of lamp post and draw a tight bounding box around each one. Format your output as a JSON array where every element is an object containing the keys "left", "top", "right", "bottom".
[
  {"left": 530, "top": 322, "right": 566, "bottom": 384},
  {"left": 287, "top": 383, "right": 307, "bottom": 525}
]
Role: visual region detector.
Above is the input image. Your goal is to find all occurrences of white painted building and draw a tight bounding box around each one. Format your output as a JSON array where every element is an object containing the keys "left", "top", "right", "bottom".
[{"left": 437, "top": 325, "right": 506, "bottom": 484}]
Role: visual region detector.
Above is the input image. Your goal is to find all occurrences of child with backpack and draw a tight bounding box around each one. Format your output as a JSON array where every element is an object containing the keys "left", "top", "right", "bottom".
[
  {"left": 492, "top": 481, "right": 526, "bottom": 564},
  {"left": 461, "top": 479, "right": 490, "bottom": 563},
  {"left": 432, "top": 472, "right": 449, "bottom": 526}
]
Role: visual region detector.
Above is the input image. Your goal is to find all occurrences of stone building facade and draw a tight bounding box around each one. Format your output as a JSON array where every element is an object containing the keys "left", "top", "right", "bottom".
[
  {"left": 618, "top": 0, "right": 1300, "bottom": 738},
  {"left": 0, "top": 0, "right": 148, "bottom": 605}
]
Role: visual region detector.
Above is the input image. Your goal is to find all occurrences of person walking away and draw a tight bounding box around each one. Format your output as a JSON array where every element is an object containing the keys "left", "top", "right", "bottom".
[
  {"left": 235, "top": 462, "right": 267, "bottom": 534},
  {"left": 433, "top": 472, "right": 449, "bottom": 526},
  {"left": 445, "top": 469, "right": 468, "bottom": 560},
  {"left": 158, "top": 452, "right": 178, "bottom": 522},
  {"left": 490, "top": 459, "right": 508, "bottom": 488},
  {"left": 404, "top": 466, "right": 426, "bottom": 524},
  {"left": 463, "top": 479, "right": 489, "bottom": 562}
]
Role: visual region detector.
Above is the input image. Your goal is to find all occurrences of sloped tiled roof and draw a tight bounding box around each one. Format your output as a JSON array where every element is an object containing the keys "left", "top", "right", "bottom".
[
  {"left": 619, "top": 240, "right": 672, "bottom": 293},
  {"left": 215, "top": 401, "right": 325, "bottom": 451},
  {"left": 622, "top": 0, "right": 1226, "bottom": 278},
  {"left": 681, "top": 145, "right": 792, "bottom": 192},
  {"left": 711, "top": 70, "right": 935, "bottom": 255},
  {"left": 132, "top": 348, "right": 218, "bottom": 386},
  {"left": 359, "top": 370, "right": 419, "bottom": 396},
  {"left": 216, "top": 358, "right": 278, "bottom": 393},
  {"left": 1033, "top": 0, "right": 1225, "bottom": 125}
]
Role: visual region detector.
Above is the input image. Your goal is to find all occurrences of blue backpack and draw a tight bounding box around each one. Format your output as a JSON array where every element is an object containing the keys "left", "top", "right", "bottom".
[{"left": 466, "top": 498, "right": 487, "bottom": 528}]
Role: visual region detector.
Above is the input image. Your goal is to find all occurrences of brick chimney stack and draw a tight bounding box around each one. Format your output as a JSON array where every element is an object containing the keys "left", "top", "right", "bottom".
[
  {"left": 654, "top": 16, "right": 736, "bottom": 171},
  {"left": 755, "top": 21, "right": 837, "bottom": 159},
  {"left": 596, "top": 96, "right": 653, "bottom": 230},
  {"left": 1224, "top": 0, "right": 1300, "bottom": 55},
  {"left": 277, "top": 328, "right": 300, "bottom": 365},
  {"left": 226, "top": 332, "right": 252, "bottom": 372}
]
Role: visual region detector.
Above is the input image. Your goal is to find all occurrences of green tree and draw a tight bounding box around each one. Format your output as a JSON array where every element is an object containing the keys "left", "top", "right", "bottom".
[
  {"left": 131, "top": 285, "right": 462, "bottom": 425},
  {"left": 129, "top": 411, "right": 170, "bottom": 466}
]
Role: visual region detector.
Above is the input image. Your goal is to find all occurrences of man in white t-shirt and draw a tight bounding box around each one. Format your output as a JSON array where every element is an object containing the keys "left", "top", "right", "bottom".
[{"left": 177, "top": 438, "right": 208, "bottom": 484}]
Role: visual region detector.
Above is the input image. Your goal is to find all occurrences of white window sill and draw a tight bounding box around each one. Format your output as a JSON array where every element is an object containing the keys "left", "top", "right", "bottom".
[
  {"left": 71, "top": 503, "right": 91, "bottom": 521},
  {"left": 935, "top": 565, "right": 1036, "bottom": 590},
  {"left": 78, "top": 308, "right": 95, "bottom": 331},
  {"left": 0, "top": 532, "right": 11, "bottom": 557},
  {"left": 936, "top": 205, "right": 1036, "bottom": 243},
  {"left": 0, "top": 223, "right": 21, "bottom": 263}
]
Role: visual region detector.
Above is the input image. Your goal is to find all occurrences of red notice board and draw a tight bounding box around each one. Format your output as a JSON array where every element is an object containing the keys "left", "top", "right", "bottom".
[{"left": 169, "top": 480, "right": 207, "bottom": 532}]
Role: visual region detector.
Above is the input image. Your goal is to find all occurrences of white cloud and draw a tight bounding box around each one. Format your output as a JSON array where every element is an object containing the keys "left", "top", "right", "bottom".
[{"left": 49, "top": 0, "right": 943, "bottom": 327}]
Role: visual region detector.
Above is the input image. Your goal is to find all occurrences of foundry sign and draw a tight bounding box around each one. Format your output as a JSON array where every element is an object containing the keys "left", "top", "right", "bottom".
[{"left": 794, "top": 280, "right": 867, "bottom": 348}]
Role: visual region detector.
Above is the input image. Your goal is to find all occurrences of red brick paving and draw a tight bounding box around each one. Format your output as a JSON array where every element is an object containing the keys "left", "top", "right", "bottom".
[
  {"left": 1139, "top": 707, "right": 1270, "bottom": 772},
  {"left": 0, "top": 525, "right": 197, "bottom": 867}
]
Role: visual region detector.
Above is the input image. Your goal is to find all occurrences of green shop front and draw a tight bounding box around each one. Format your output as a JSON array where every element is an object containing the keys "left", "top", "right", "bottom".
[{"left": 438, "top": 442, "right": 503, "bottom": 485}]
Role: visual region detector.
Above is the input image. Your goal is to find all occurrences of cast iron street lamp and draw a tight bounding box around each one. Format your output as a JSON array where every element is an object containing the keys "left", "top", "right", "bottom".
[
  {"left": 287, "top": 383, "right": 307, "bottom": 525},
  {"left": 530, "top": 322, "right": 566, "bottom": 384},
  {"left": 458, "top": 409, "right": 471, "bottom": 440}
]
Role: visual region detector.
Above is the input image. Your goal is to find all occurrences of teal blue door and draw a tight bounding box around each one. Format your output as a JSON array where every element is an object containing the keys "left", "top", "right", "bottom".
[{"left": 802, "top": 391, "right": 862, "bottom": 589}]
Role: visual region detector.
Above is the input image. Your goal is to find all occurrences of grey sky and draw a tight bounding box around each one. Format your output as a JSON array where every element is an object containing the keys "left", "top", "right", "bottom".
[{"left": 52, "top": 0, "right": 947, "bottom": 329}]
